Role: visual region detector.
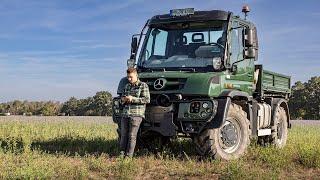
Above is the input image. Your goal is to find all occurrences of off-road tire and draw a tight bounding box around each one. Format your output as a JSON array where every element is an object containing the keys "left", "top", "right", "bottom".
[
  {"left": 270, "top": 106, "right": 288, "bottom": 148},
  {"left": 193, "top": 103, "right": 250, "bottom": 160},
  {"left": 258, "top": 106, "right": 288, "bottom": 148}
]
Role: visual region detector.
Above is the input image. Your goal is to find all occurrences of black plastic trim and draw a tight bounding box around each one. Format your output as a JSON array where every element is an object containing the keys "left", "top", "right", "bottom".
[
  {"left": 219, "top": 90, "right": 250, "bottom": 100},
  {"left": 207, "top": 97, "right": 231, "bottom": 129}
]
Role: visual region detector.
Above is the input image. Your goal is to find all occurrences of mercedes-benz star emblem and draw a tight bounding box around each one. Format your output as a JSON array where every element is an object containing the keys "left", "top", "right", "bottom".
[{"left": 153, "top": 78, "right": 167, "bottom": 90}]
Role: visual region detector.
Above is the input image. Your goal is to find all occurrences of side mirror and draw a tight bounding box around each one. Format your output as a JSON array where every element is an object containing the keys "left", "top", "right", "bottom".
[
  {"left": 244, "top": 28, "right": 254, "bottom": 47},
  {"left": 244, "top": 47, "right": 257, "bottom": 59},
  {"left": 127, "top": 59, "right": 135, "bottom": 68},
  {"left": 243, "top": 27, "right": 258, "bottom": 60},
  {"left": 131, "top": 37, "right": 138, "bottom": 58}
]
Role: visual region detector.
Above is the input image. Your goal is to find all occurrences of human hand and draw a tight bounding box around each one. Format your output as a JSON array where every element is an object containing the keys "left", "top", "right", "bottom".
[
  {"left": 121, "top": 96, "right": 128, "bottom": 104},
  {"left": 126, "top": 95, "right": 133, "bottom": 103},
  {"left": 121, "top": 96, "right": 133, "bottom": 103}
]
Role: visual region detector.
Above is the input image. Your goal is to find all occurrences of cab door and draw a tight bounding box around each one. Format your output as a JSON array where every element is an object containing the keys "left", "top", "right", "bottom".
[{"left": 226, "top": 21, "right": 255, "bottom": 95}]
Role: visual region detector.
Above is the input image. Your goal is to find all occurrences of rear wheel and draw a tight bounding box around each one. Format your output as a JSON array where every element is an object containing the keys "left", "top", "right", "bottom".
[
  {"left": 193, "top": 103, "right": 250, "bottom": 160},
  {"left": 258, "top": 106, "right": 288, "bottom": 148},
  {"left": 271, "top": 106, "right": 288, "bottom": 148}
]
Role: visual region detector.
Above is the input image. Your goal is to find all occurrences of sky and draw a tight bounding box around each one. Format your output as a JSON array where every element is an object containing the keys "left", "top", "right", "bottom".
[{"left": 0, "top": 0, "right": 319, "bottom": 102}]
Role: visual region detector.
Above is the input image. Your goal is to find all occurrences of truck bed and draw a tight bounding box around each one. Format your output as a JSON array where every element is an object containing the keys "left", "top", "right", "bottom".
[
  {"left": 262, "top": 69, "right": 291, "bottom": 94},
  {"left": 255, "top": 65, "right": 291, "bottom": 97}
]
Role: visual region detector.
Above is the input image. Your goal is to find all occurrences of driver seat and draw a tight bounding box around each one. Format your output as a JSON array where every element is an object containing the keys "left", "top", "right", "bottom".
[{"left": 188, "top": 33, "right": 205, "bottom": 58}]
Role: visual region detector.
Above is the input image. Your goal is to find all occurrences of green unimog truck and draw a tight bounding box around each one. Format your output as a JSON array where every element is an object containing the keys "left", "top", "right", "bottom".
[{"left": 113, "top": 7, "right": 291, "bottom": 160}]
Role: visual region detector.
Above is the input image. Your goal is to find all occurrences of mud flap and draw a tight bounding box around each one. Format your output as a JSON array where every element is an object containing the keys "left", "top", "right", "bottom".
[{"left": 207, "top": 97, "right": 231, "bottom": 129}]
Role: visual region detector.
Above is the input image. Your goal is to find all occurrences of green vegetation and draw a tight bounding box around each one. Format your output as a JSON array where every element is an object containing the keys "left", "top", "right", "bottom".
[
  {"left": 0, "top": 91, "right": 113, "bottom": 116},
  {"left": 289, "top": 76, "right": 320, "bottom": 120},
  {"left": 0, "top": 117, "right": 319, "bottom": 179},
  {"left": 60, "top": 91, "right": 113, "bottom": 116}
]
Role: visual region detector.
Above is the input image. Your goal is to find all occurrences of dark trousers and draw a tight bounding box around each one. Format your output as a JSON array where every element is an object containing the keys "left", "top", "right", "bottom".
[{"left": 119, "top": 116, "right": 143, "bottom": 157}]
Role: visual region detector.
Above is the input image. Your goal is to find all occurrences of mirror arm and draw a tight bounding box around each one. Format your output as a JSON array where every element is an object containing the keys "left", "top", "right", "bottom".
[
  {"left": 230, "top": 26, "right": 243, "bottom": 30},
  {"left": 230, "top": 58, "right": 245, "bottom": 72}
]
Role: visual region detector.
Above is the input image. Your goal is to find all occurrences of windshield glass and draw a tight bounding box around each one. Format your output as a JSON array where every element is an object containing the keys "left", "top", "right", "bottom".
[{"left": 138, "top": 21, "right": 227, "bottom": 71}]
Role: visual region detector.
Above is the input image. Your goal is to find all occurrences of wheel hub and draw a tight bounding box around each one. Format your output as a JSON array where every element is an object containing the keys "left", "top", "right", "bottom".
[
  {"left": 221, "top": 123, "right": 238, "bottom": 147},
  {"left": 277, "top": 121, "right": 283, "bottom": 140}
]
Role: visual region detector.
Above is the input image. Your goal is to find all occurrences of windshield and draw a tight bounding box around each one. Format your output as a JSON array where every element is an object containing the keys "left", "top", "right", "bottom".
[{"left": 138, "top": 21, "right": 227, "bottom": 71}]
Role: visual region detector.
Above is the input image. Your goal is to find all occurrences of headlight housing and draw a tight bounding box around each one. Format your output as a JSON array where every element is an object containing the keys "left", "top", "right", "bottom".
[{"left": 212, "top": 57, "right": 222, "bottom": 70}]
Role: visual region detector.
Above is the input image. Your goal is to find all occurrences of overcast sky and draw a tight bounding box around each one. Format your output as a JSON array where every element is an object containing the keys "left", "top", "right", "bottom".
[{"left": 0, "top": 0, "right": 319, "bottom": 102}]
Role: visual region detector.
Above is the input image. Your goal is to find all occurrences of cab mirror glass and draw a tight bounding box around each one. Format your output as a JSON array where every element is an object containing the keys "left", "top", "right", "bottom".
[
  {"left": 244, "top": 47, "right": 256, "bottom": 59},
  {"left": 131, "top": 37, "right": 138, "bottom": 54},
  {"left": 244, "top": 28, "right": 254, "bottom": 47}
]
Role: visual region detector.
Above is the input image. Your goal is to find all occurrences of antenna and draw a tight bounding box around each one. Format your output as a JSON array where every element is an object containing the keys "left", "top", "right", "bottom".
[{"left": 242, "top": 5, "right": 250, "bottom": 20}]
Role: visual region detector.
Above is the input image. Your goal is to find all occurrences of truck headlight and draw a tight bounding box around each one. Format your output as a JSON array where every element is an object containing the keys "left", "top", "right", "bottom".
[
  {"left": 212, "top": 57, "right": 222, "bottom": 70},
  {"left": 202, "top": 102, "right": 209, "bottom": 108}
]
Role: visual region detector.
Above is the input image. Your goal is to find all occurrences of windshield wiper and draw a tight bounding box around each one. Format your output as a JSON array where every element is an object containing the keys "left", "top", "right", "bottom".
[
  {"left": 139, "top": 67, "right": 166, "bottom": 72},
  {"left": 177, "top": 67, "right": 196, "bottom": 72}
]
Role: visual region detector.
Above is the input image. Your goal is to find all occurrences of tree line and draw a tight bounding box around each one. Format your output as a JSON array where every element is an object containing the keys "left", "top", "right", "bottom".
[
  {"left": 0, "top": 91, "right": 113, "bottom": 116},
  {"left": 288, "top": 76, "right": 320, "bottom": 120},
  {"left": 0, "top": 77, "right": 319, "bottom": 119}
]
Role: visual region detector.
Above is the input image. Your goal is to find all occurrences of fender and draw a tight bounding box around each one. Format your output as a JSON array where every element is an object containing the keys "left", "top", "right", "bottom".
[
  {"left": 207, "top": 90, "right": 250, "bottom": 129},
  {"left": 218, "top": 90, "right": 250, "bottom": 100},
  {"left": 272, "top": 98, "right": 291, "bottom": 128},
  {"left": 207, "top": 97, "right": 231, "bottom": 128}
]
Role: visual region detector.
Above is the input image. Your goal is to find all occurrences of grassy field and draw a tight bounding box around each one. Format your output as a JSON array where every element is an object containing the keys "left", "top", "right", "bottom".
[{"left": 0, "top": 116, "right": 319, "bottom": 179}]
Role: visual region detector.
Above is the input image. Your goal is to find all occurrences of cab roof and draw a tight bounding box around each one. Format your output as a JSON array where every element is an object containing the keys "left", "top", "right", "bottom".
[{"left": 149, "top": 10, "right": 232, "bottom": 25}]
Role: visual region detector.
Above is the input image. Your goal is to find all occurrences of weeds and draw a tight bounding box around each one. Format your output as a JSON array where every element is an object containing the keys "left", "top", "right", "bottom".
[{"left": 0, "top": 117, "right": 319, "bottom": 179}]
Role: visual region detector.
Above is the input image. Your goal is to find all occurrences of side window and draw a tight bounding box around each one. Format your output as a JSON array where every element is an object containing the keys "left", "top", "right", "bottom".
[
  {"left": 145, "top": 33, "right": 154, "bottom": 60},
  {"left": 145, "top": 29, "right": 168, "bottom": 60},
  {"left": 209, "top": 30, "right": 223, "bottom": 43},
  {"left": 230, "top": 22, "right": 244, "bottom": 64},
  {"left": 153, "top": 30, "right": 168, "bottom": 56}
]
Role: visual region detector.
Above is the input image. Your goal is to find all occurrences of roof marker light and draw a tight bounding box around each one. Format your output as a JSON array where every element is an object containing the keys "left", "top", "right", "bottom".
[{"left": 170, "top": 8, "right": 194, "bottom": 17}]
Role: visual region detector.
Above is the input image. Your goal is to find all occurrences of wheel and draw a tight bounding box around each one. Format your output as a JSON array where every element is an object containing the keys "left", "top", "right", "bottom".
[
  {"left": 271, "top": 106, "right": 288, "bottom": 148},
  {"left": 258, "top": 106, "right": 288, "bottom": 148},
  {"left": 193, "top": 103, "right": 250, "bottom": 160}
]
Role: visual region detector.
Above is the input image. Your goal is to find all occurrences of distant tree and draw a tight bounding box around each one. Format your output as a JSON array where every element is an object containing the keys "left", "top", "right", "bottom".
[
  {"left": 39, "top": 101, "right": 61, "bottom": 116},
  {"left": 59, "top": 91, "right": 113, "bottom": 116},
  {"left": 289, "top": 76, "right": 320, "bottom": 120},
  {"left": 0, "top": 100, "right": 62, "bottom": 116},
  {"left": 289, "top": 81, "right": 306, "bottom": 119},
  {"left": 303, "top": 77, "right": 320, "bottom": 119},
  {"left": 0, "top": 90, "right": 114, "bottom": 117},
  {"left": 92, "top": 91, "right": 113, "bottom": 116},
  {"left": 60, "top": 97, "right": 78, "bottom": 116}
]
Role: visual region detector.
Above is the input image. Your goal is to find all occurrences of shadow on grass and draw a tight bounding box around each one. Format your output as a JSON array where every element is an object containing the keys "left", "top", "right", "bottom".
[
  {"left": 1, "top": 137, "right": 201, "bottom": 159},
  {"left": 0, "top": 137, "right": 119, "bottom": 156},
  {"left": 135, "top": 138, "right": 201, "bottom": 160},
  {"left": 31, "top": 137, "right": 119, "bottom": 156}
]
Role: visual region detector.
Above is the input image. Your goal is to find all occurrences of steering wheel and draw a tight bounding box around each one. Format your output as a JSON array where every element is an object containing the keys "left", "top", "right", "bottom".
[{"left": 208, "top": 42, "right": 225, "bottom": 51}]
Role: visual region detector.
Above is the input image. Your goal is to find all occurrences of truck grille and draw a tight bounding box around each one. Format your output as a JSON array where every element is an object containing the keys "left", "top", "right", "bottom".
[{"left": 140, "top": 78, "right": 187, "bottom": 91}]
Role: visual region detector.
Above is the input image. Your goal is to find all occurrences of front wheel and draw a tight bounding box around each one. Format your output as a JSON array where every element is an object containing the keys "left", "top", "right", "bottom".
[{"left": 193, "top": 103, "right": 250, "bottom": 160}]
